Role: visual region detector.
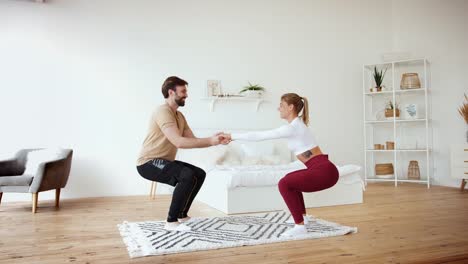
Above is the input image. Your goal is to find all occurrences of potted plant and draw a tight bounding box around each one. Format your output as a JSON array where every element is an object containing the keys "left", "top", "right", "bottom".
[
  {"left": 239, "top": 82, "right": 265, "bottom": 98},
  {"left": 458, "top": 93, "right": 468, "bottom": 142},
  {"left": 385, "top": 100, "right": 400, "bottom": 118},
  {"left": 372, "top": 66, "right": 387, "bottom": 92}
]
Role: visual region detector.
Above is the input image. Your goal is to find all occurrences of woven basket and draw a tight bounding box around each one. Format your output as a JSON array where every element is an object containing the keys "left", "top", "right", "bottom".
[
  {"left": 385, "top": 109, "right": 400, "bottom": 118},
  {"left": 407, "top": 160, "right": 420, "bottom": 180},
  {"left": 374, "top": 144, "right": 385, "bottom": 150},
  {"left": 400, "top": 73, "right": 421, "bottom": 89},
  {"left": 375, "top": 163, "right": 394, "bottom": 175},
  {"left": 386, "top": 141, "right": 395, "bottom": 150}
]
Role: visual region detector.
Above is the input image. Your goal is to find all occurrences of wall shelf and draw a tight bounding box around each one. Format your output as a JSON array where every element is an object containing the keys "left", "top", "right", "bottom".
[
  {"left": 364, "top": 88, "right": 427, "bottom": 96},
  {"left": 201, "top": 97, "right": 266, "bottom": 112},
  {"left": 366, "top": 149, "right": 431, "bottom": 152},
  {"left": 365, "top": 118, "right": 428, "bottom": 124}
]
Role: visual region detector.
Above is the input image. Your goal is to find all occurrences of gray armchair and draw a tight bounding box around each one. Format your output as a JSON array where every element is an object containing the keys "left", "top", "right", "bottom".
[{"left": 0, "top": 149, "right": 73, "bottom": 213}]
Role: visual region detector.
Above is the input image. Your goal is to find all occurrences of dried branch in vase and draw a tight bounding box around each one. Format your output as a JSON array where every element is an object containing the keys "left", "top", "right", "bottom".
[{"left": 458, "top": 93, "right": 468, "bottom": 124}]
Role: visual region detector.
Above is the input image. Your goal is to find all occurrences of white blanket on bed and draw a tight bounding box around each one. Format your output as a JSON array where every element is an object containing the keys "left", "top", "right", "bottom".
[{"left": 211, "top": 161, "right": 363, "bottom": 190}]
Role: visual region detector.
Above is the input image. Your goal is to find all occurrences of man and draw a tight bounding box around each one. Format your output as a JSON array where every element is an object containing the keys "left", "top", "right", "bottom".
[{"left": 136, "top": 76, "right": 225, "bottom": 231}]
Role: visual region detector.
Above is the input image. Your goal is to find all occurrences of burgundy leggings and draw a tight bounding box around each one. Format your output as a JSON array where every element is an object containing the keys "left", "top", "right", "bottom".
[{"left": 278, "top": 154, "right": 339, "bottom": 224}]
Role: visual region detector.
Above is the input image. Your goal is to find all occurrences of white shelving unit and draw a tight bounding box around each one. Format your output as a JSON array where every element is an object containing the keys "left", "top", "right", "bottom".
[{"left": 362, "top": 58, "right": 433, "bottom": 188}]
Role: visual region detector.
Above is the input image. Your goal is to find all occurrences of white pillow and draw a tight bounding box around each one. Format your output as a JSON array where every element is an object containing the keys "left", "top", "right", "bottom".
[
  {"left": 176, "top": 145, "right": 227, "bottom": 171},
  {"left": 241, "top": 155, "right": 284, "bottom": 166},
  {"left": 239, "top": 143, "right": 292, "bottom": 165},
  {"left": 337, "top": 164, "right": 362, "bottom": 177},
  {"left": 216, "top": 145, "right": 242, "bottom": 166},
  {"left": 240, "top": 142, "right": 275, "bottom": 157},
  {"left": 273, "top": 139, "right": 294, "bottom": 163},
  {"left": 24, "top": 148, "right": 63, "bottom": 175}
]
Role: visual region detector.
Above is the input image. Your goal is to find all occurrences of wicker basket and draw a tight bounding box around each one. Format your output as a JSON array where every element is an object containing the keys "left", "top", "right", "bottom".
[
  {"left": 374, "top": 144, "right": 384, "bottom": 150},
  {"left": 400, "top": 73, "right": 421, "bottom": 89},
  {"left": 386, "top": 141, "right": 395, "bottom": 150},
  {"left": 407, "top": 160, "right": 420, "bottom": 180},
  {"left": 375, "top": 163, "right": 394, "bottom": 176},
  {"left": 385, "top": 108, "right": 400, "bottom": 118}
]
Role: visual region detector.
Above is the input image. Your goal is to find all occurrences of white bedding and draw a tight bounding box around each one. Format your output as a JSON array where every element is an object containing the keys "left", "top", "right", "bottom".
[{"left": 210, "top": 161, "right": 364, "bottom": 190}]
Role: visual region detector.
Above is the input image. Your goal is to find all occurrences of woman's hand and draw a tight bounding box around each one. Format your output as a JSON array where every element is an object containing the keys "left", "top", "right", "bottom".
[{"left": 220, "top": 133, "right": 232, "bottom": 145}]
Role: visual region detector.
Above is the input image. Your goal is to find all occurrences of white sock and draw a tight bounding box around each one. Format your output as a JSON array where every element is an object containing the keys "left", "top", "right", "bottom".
[
  {"left": 286, "top": 214, "right": 313, "bottom": 224},
  {"left": 281, "top": 224, "right": 308, "bottom": 237},
  {"left": 178, "top": 216, "right": 191, "bottom": 223},
  {"left": 164, "top": 222, "right": 191, "bottom": 231}
]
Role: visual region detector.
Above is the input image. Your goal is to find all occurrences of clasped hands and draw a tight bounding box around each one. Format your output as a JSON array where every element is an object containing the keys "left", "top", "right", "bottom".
[{"left": 211, "top": 132, "right": 232, "bottom": 145}]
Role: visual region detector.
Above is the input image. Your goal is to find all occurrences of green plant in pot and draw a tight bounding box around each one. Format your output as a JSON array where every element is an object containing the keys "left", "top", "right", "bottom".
[
  {"left": 385, "top": 100, "right": 400, "bottom": 118},
  {"left": 239, "top": 82, "right": 265, "bottom": 98},
  {"left": 372, "top": 66, "right": 387, "bottom": 92}
]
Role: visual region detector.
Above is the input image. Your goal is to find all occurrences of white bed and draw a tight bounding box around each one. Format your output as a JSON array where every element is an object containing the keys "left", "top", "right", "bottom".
[
  {"left": 196, "top": 162, "right": 364, "bottom": 214},
  {"left": 160, "top": 129, "right": 365, "bottom": 214},
  {"left": 213, "top": 161, "right": 362, "bottom": 190}
]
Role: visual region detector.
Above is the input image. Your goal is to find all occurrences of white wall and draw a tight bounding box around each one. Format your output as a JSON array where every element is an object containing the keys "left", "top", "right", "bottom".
[
  {"left": 390, "top": 0, "right": 468, "bottom": 187},
  {"left": 2, "top": 0, "right": 463, "bottom": 202}
]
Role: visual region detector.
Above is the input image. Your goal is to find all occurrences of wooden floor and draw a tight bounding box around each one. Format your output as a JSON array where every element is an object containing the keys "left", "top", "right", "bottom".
[{"left": 1, "top": 183, "right": 467, "bottom": 264}]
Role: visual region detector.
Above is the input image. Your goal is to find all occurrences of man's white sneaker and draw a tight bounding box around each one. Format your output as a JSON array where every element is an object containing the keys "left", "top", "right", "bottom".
[
  {"left": 178, "top": 216, "right": 191, "bottom": 223},
  {"left": 164, "top": 222, "right": 191, "bottom": 231}
]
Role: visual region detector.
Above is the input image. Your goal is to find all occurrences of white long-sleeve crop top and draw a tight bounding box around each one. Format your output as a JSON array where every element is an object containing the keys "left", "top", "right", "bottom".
[{"left": 231, "top": 117, "right": 318, "bottom": 155}]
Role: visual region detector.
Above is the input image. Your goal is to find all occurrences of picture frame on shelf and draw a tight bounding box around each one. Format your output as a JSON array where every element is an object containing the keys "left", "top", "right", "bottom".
[
  {"left": 403, "top": 103, "right": 418, "bottom": 119},
  {"left": 207, "top": 80, "right": 221, "bottom": 97}
]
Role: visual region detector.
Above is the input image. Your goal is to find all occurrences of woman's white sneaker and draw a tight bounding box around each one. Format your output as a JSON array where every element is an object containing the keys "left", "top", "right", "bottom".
[{"left": 280, "top": 225, "right": 308, "bottom": 237}]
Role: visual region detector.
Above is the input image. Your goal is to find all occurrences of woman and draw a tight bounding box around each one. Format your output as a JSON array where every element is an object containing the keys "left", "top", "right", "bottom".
[{"left": 221, "top": 93, "right": 339, "bottom": 237}]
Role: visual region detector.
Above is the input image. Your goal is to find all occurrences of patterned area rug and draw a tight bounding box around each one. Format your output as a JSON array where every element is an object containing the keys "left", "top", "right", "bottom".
[{"left": 118, "top": 211, "right": 357, "bottom": 258}]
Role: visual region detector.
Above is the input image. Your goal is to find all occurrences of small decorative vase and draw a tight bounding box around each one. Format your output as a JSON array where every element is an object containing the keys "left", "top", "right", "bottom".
[{"left": 408, "top": 160, "right": 421, "bottom": 180}]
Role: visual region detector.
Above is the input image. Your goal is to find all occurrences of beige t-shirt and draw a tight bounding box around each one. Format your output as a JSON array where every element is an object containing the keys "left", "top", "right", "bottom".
[{"left": 137, "top": 104, "right": 190, "bottom": 165}]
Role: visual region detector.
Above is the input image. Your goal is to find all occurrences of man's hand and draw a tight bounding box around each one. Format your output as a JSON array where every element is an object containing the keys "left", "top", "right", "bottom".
[
  {"left": 209, "top": 134, "right": 225, "bottom": 146},
  {"left": 209, "top": 132, "right": 232, "bottom": 146},
  {"left": 163, "top": 126, "right": 227, "bottom": 149}
]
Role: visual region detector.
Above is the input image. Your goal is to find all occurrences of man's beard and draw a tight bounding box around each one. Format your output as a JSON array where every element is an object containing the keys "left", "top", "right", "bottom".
[{"left": 175, "top": 96, "right": 186, "bottom": 106}]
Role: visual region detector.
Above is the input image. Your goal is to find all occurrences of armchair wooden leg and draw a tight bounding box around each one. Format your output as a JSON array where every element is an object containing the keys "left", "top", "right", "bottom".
[
  {"left": 0, "top": 192, "right": 3, "bottom": 205},
  {"left": 150, "top": 182, "right": 157, "bottom": 200},
  {"left": 32, "top": 193, "right": 38, "bottom": 213},
  {"left": 55, "top": 188, "right": 61, "bottom": 208},
  {"left": 461, "top": 179, "right": 467, "bottom": 192}
]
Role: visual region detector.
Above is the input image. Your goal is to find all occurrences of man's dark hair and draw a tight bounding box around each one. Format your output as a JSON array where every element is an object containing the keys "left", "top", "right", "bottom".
[{"left": 162, "top": 76, "right": 188, "bottom": 98}]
